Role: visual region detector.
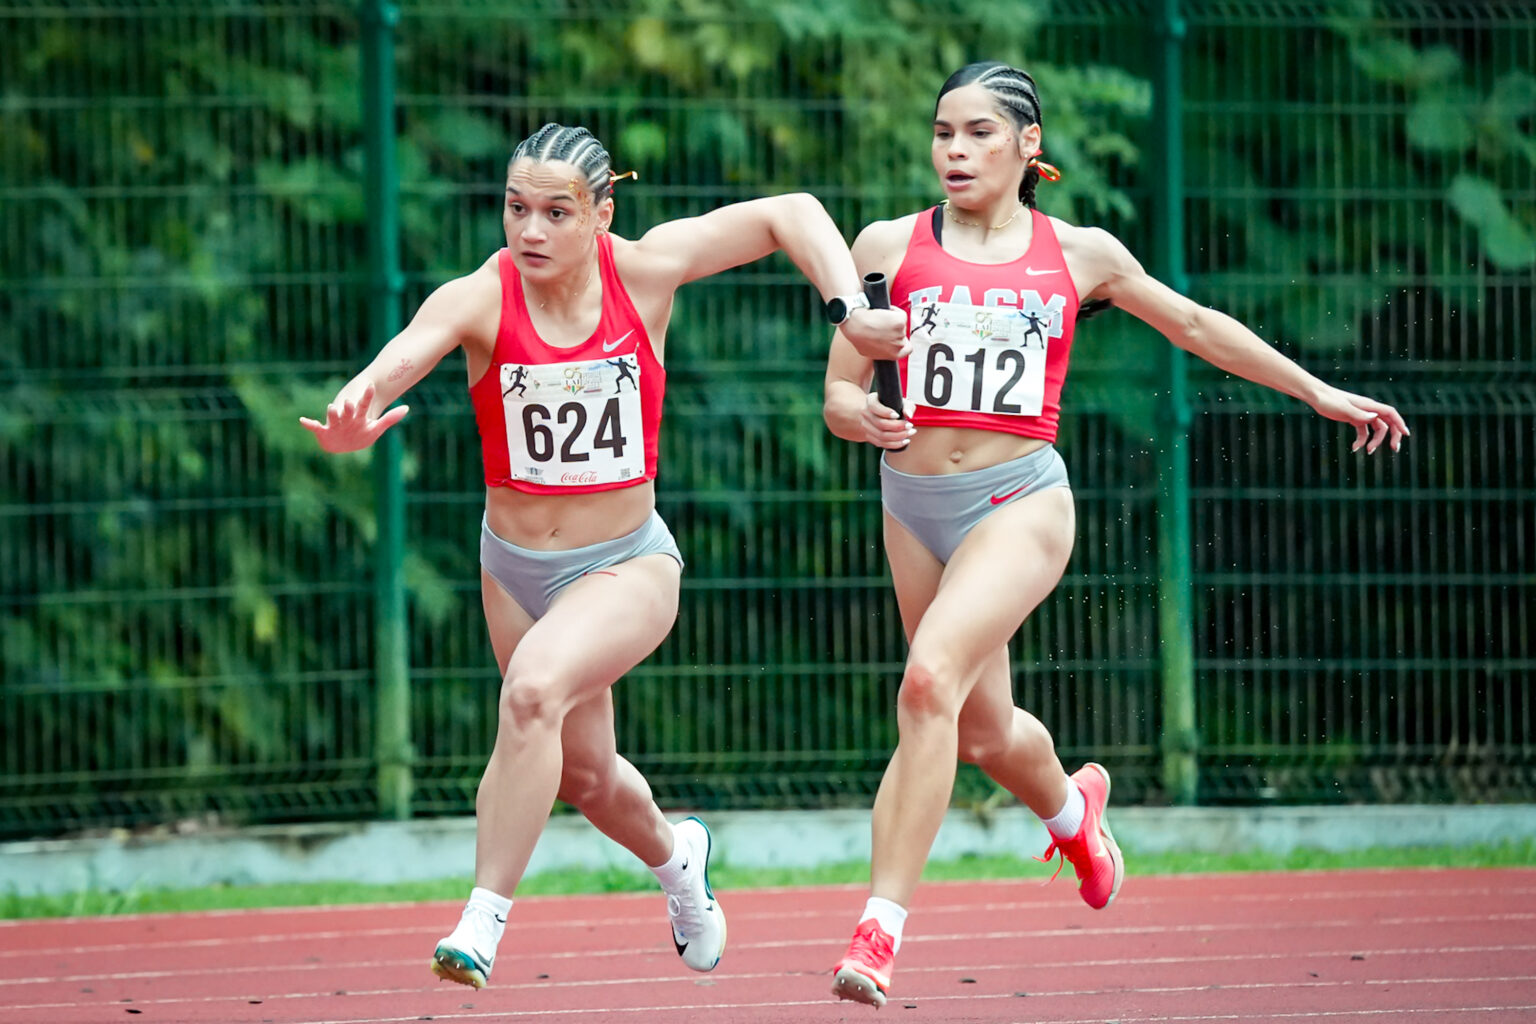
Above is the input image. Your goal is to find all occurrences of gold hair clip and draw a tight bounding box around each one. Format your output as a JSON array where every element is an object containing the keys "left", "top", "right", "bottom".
[
  {"left": 609, "top": 170, "right": 639, "bottom": 185},
  {"left": 1028, "top": 156, "right": 1062, "bottom": 182}
]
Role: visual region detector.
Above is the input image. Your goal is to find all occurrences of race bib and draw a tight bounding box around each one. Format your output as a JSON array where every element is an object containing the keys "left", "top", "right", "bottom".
[
  {"left": 500, "top": 356, "right": 644, "bottom": 486},
  {"left": 907, "top": 301, "right": 1054, "bottom": 416}
]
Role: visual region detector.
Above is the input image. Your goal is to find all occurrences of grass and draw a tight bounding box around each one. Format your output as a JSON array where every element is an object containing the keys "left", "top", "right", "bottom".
[{"left": 3, "top": 838, "right": 1531, "bottom": 921}]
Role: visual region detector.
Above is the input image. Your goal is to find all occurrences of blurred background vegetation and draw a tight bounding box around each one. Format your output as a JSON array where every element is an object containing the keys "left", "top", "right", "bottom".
[{"left": 1, "top": 0, "right": 1531, "bottom": 840}]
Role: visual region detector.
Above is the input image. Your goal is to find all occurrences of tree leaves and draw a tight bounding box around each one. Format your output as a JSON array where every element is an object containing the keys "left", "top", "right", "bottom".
[
  {"left": 1406, "top": 88, "right": 1476, "bottom": 152},
  {"left": 1448, "top": 173, "right": 1536, "bottom": 270},
  {"left": 1338, "top": 19, "right": 1533, "bottom": 273},
  {"left": 1346, "top": 35, "right": 1460, "bottom": 89},
  {"left": 6, "top": 2, "right": 1532, "bottom": 835}
]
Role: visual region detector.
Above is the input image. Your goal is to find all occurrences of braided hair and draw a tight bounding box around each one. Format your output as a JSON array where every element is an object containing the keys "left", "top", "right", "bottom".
[
  {"left": 509, "top": 123, "right": 614, "bottom": 201},
  {"left": 936, "top": 62, "right": 1046, "bottom": 208},
  {"left": 937, "top": 62, "right": 1112, "bottom": 320}
]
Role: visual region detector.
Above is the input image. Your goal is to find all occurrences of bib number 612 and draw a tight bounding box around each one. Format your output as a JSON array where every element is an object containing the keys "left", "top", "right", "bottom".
[{"left": 922, "top": 342, "right": 1034, "bottom": 415}]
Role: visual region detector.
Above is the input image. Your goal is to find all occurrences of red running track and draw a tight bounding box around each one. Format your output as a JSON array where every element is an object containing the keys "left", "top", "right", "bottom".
[{"left": 3, "top": 869, "right": 1533, "bottom": 1023}]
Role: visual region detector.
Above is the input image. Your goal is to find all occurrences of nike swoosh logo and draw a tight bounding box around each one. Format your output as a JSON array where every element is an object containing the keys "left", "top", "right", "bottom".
[
  {"left": 990, "top": 483, "right": 1027, "bottom": 505},
  {"left": 679, "top": 858, "right": 689, "bottom": 871},
  {"left": 602, "top": 330, "right": 634, "bottom": 352},
  {"left": 1023, "top": 267, "right": 1060, "bottom": 276}
]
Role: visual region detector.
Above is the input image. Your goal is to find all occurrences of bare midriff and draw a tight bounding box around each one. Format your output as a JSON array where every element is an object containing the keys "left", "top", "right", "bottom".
[
  {"left": 884, "top": 424, "right": 1048, "bottom": 476},
  {"left": 483, "top": 481, "right": 655, "bottom": 550}
]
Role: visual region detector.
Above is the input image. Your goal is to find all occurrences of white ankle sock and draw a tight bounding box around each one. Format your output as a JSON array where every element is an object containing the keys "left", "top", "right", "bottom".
[
  {"left": 460, "top": 886, "right": 512, "bottom": 948},
  {"left": 861, "top": 896, "right": 908, "bottom": 953},
  {"left": 650, "top": 822, "right": 692, "bottom": 891},
  {"left": 1041, "top": 780, "right": 1087, "bottom": 839}
]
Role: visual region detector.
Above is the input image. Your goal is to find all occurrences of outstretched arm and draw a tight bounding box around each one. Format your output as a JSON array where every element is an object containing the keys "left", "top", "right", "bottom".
[
  {"left": 300, "top": 269, "right": 491, "bottom": 453},
  {"left": 1085, "top": 229, "right": 1409, "bottom": 454},
  {"left": 626, "top": 193, "right": 908, "bottom": 360}
]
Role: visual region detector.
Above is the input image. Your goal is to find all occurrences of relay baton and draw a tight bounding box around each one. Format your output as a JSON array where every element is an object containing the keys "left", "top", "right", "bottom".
[{"left": 862, "top": 272, "right": 907, "bottom": 443}]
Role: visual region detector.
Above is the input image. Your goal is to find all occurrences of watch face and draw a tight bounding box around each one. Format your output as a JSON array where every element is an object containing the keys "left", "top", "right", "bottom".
[{"left": 826, "top": 297, "right": 848, "bottom": 324}]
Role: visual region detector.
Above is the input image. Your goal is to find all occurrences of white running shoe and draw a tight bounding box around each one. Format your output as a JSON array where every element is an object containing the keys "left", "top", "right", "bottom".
[
  {"left": 665, "top": 816, "right": 727, "bottom": 971},
  {"left": 430, "top": 907, "right": 502, "bottom": 989}
]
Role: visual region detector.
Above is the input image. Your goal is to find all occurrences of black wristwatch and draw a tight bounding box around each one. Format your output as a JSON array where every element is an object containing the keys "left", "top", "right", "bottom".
[{"left": 824, "top": 292, "right": 871, "bottom": 325}]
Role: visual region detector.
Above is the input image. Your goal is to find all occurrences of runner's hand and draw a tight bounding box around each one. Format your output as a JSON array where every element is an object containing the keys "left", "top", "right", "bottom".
[
  {"left": 840, "top": 307, "right": 910, "bottom": 361},
  {"left": 1308, "top": 385, "right": 1409, "bottom": 454},
  {"left": 300, "top": 382, "right": 409, "bottom": 453},
  {"left": 862, "top": 391, "right": 916, "bottom": 449}
]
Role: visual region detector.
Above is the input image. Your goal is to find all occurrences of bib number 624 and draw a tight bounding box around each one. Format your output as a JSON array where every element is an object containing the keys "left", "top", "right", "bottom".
[{"left": 522, "top": 398, "right": 628, "bottom": 462}]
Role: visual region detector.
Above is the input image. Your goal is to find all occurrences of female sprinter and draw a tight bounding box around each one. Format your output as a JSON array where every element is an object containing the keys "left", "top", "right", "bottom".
[
  {"left": 822, "top": 62, "right": 1409, "bottom": 1007},
  {"left": 301, "top": 123, "right": 906, "bottom": 989}
]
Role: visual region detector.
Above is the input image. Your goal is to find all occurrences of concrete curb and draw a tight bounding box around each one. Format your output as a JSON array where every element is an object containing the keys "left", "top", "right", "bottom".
[{"left": 6, "top": 804, "right": 1532, "bottom": 897}]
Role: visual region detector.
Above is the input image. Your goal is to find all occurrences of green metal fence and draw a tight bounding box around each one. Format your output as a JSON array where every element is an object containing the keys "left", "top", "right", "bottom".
[{"left": 1, "top": 0, "right": 1530, "bottom": 840}]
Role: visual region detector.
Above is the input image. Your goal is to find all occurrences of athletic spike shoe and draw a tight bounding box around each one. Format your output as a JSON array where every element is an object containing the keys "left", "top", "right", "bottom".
[
  {"left": 430, "top": 906, "right": 501, "bottom": 989},
  {"left": 832, "top": 918, "right": 896, "bottom": 1007},
  {"left": 1038, "top": 762, "right": 1125, "bottom": 909},
  {"left": 666, "top": 816, "right": 727, "bottom": 971},
  {"left": 430, "top": 939, "right": 494, "bottom": 989}
]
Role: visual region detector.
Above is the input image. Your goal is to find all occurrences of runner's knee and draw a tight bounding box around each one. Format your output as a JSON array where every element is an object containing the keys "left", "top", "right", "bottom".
[
  {"left": 498, "top": 670, "right": 569, "bottom": 732},
  {"left": 897, "top": 658, "right": 962, "bottom": 723}
]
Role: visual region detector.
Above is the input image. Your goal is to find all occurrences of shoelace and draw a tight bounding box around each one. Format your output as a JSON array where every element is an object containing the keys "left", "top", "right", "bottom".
[
  {"left": 1037, "top": 831, "right": 1100, "bottom": 887},
  {"left": 1035, "top": 837, "right": 1070, "bottom": 884},
  {"left": 844, "top": 919, "right": 894, "bottom": 968},
  {"left": 667, "top": 888, "right": 703, "bottom": 938}
]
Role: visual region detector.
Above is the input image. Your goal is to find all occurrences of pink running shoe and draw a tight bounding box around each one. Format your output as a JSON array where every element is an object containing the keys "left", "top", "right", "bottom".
[
  {"left": 831, "top": 918, "right": 896, "bottom": 1007},
  {"left": 1039, "top": 762, "right": 1125, "bottom": 909}
]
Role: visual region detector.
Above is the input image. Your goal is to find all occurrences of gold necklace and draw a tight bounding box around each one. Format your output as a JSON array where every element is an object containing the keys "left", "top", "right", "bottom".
[{"left": 943, "top": 199, "right": 1025, "bottom": 231}]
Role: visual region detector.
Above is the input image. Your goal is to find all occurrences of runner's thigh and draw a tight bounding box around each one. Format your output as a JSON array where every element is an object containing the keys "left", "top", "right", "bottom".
[
  {"left": 907, "top": 486, "right": 1075, "bottom": 680},
  {"left": 482, "top": 568, "right": 536, "bottom": 674},
  {"left": 884, "top": 510, "right": 945, "bottom": 643},
  {"left": 501, "top": 552, "right": 681, "bottom": 712}
]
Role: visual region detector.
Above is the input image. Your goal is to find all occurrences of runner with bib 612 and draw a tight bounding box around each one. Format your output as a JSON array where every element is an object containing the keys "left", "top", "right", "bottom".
[
  {"left": 301, "top": 122, "right": 906, "bottom": 991},
  {"left": 822, "top": 61, "right": 1409, "bottom": 1008}
]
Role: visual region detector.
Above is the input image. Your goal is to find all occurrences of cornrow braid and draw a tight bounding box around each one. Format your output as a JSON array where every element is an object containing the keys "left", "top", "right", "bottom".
[
  {"left": 936, "top": 62, "right": 1044, "bottom": 208},
  {"left": 936, "top": 62, "right": 1112, "bottom": 321},
  {"left": 509, "top": 123, "right": 614, "bottom": 201}
]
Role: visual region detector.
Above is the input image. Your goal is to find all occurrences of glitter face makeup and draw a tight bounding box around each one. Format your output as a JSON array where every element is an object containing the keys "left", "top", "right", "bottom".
[
  {"left": 503, "top": 158, "right": 611, "bottom": 301},
  {"left": 932, "top": 83, "right": 1047, "bottom": 225}
]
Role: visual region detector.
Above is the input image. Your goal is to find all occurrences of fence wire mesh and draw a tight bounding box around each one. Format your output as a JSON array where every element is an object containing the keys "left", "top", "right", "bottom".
[{"left": 1, "top": 0, "right": 1530, "bottom": 839}]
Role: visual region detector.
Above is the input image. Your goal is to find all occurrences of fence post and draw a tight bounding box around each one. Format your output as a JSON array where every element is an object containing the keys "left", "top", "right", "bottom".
[
  {"left": 361, "top": 0, "right": 412, "bottom": 819},
  {"left": 1152, "top": 0, "right": 1198, "bottom": 805}
]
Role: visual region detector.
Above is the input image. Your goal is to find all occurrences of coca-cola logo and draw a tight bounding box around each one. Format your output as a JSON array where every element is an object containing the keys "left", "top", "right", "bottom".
[{"left": 560, "top": 471, "right": 600, "bottom": 484}]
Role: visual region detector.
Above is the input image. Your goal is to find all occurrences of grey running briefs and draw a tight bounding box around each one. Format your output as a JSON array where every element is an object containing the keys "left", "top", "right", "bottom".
[
  {"left": 479, "top": 510, "right": 683, "bottom": 619},
  {"left": 880, "top": 445, "right": 1071, "bottom": 564}
]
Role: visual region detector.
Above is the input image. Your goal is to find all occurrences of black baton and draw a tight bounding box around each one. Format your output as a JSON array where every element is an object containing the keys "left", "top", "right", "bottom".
[{"left": 863, "top": 273, "right": 906, "bottom": 440}]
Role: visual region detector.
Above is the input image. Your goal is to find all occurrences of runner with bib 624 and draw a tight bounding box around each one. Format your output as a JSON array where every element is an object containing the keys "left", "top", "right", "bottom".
[
  {"left": 822, "top": 62, "right": 1409, "bottom": 1008},
  {"left": 301, "top": 123, "right": 906, "bottom": 991}
]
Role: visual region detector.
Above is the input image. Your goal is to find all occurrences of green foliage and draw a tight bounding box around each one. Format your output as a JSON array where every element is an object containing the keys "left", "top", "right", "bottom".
[
  {"left": 2, "top": 2, "right": 1531, "bottom": 839},
  {"left": 1448, "top": 173, "right": 1536, "bottom": 270},
  {"left": 1184, "top": 7, "right": 1535, "bottom": 358},
  {"left": 1337, "top": 13, "right": 1536, "bottom": 270}
]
